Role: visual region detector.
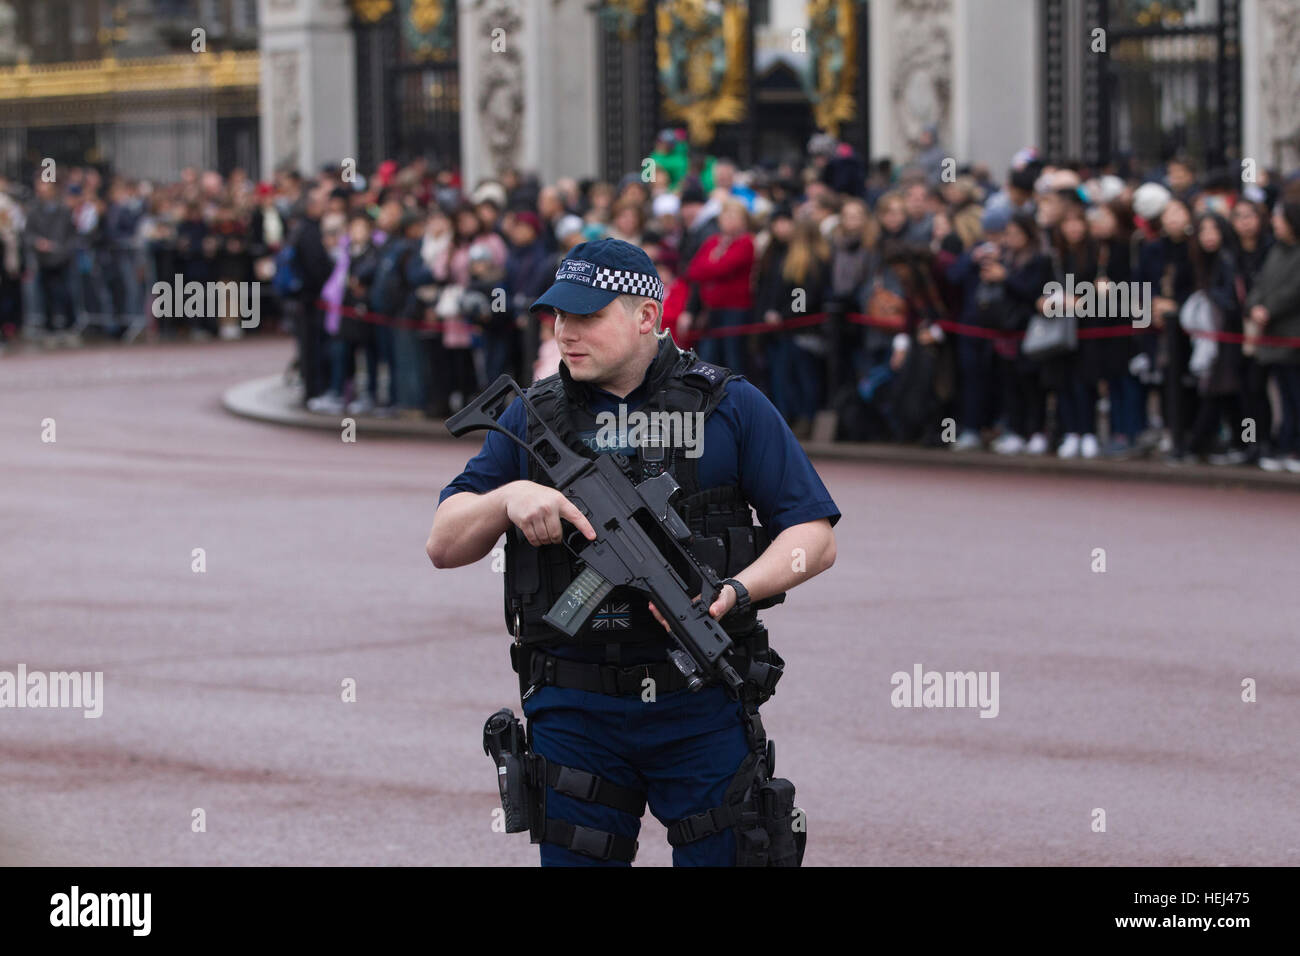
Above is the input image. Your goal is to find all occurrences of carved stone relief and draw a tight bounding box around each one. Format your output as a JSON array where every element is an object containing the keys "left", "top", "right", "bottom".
[{"left": 888, "top": 0, "right": 952, "bottom": 157}]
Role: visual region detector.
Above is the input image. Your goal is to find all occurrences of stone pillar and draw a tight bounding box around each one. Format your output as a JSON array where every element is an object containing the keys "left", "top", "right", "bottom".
[
  {"left": 870, "top": 0, "right": 1039, "bottom": 175},
  {"left": 952, "top": 0, "right": 1040, "bottom": 174},
  {"left": 258, "top": 0, "right": 357, "bottom": 180},
  {"left": 530, "top": 0, "right": 600, "bottom": 184},
  {"left": 458, "top": 0, "right": 599, "bottom": 188},
  {"left": 1242, "top": 0, "right": 1300, "bottom": 172}
]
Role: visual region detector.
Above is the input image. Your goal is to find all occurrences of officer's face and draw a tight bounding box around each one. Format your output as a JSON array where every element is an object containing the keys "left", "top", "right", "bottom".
[{"left": 553, "top": 298, "right": 652, "bottom": 386}]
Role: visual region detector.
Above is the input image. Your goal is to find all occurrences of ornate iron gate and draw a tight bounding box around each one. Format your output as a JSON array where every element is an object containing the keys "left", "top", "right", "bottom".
[
  {"left": 598, "top": 2, "right": 661, "bottom": 184},
  {"left": 1046, "top": 0, "right": 1241, "bottom": 171},
  {"left": 352, "top": 0, "right": 461, "bottom": 172},
  {"left": 598, "top": 0, "right": 871, "bottom": 180},
  {"left": 1103, "top": 0, "right": 1240, "bottom": 170}
]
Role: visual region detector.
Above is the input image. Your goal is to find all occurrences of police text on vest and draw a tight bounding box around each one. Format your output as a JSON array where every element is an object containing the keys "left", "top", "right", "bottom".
[{"left": 594, "top": 406, "right": 706, "bottom": 459}]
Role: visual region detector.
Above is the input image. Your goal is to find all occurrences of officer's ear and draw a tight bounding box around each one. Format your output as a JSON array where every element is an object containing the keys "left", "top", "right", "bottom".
[{"left": 638, "top": 298, "right": 660, "bottom": 335}]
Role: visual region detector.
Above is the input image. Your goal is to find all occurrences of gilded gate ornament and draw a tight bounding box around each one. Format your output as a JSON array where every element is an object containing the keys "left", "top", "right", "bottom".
[
  {"left": 402, "top": 0, "right": 456, "bottom": 58},
  {"left": 656, "top": 0, "right": 747, "bottom": 145},
  {"left": 352, "top": 0, "right": 394, "bottom": 23},
  {"left": 807, "top": 0, "right": 859, "bottom": 139}
]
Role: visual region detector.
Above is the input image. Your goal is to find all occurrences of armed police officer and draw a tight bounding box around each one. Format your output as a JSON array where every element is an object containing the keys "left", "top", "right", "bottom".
[{"left": 427, "top": 238, "right": 839, "bottom": 866}]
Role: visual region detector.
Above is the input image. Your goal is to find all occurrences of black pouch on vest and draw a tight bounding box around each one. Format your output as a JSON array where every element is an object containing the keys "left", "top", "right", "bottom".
[{"left": 504, "top": 526, "right": 576, "bottom": 640}]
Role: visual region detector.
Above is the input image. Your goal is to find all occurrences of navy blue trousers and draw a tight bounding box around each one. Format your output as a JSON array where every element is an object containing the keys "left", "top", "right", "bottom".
[{"left": 522, "top": 683, "right": 752, "bottom": 866}]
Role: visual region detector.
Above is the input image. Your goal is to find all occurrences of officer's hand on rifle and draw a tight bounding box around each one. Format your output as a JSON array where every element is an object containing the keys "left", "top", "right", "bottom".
[
  {"left": 646, "top": 584, "right": 737, "bottom": 633},
  {"left": 503, "top": 480, "right": 597, "bottom": 548}
]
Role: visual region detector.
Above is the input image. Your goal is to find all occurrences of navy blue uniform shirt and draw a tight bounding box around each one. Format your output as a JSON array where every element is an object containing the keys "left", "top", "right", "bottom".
[{"left": 437, "top": 358, "right": 841, "bottom": 661}]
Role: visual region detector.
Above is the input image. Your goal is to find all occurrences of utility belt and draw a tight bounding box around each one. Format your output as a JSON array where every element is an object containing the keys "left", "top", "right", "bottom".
[
  {"left": 510, "top": 623, "right": 783, "bottom": 704},
  {"left": 486, "top": 623, "right": 806, "bottom": 866}
]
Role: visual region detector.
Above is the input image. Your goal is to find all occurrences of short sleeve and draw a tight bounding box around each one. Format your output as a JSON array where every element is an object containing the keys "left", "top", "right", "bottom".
[
  {"left": 437, "top": 398, "right": 528, "bottom": 506},
  {"left": 717, "top": 380, "right": 841, "bottom": 537}
]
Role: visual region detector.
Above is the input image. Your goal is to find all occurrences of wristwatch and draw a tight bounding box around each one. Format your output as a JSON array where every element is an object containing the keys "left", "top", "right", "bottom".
[{"left": 719, "top": 578, "right": 751, "bottom": 615}]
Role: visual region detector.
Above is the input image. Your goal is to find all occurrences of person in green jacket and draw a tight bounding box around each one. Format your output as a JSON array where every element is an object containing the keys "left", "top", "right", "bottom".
[
  {"left": 648, "top": 129, "right": 714, "bottom": 193},
  {"left": 1244, "top": 197, "right": 1300, "bottom": 472}
]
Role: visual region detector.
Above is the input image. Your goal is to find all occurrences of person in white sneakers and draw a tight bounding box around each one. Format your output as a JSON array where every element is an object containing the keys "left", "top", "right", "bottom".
[
  {"left": 984, "top": 213, "right": 1054, "bottom": 456},
  {"left": 1243, "top": 198, "right": 1300, "bottom": 474},
  {"left": 1057, "top": 433, "right": 1101, "bottom": 459},
  {"left": 992, "top": 431, "right": 1025, "bottom": 455}
]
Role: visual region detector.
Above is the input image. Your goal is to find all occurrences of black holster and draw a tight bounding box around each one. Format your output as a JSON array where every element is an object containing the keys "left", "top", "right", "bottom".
[{"left": 482, "top": 708, "right": 537, "bottom": 834}]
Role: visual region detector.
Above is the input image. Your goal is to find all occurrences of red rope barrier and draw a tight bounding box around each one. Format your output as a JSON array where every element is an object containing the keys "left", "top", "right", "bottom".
[
  {"left": 318, "top": 299, "right": 1300, "bottom": 350},
  {"left": 318, "top": 301, "right": 445, "bottom": 332}
]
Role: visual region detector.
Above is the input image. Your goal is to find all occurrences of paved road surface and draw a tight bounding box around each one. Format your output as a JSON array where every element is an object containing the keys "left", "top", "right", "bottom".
[{"left": 1, "top": 338, "right": 1296, "bottom": 866}]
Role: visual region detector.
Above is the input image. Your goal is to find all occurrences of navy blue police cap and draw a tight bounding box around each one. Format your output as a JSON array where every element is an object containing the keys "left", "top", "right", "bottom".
[{"left": 530, "top": 238, "right": 665, "bottom": 315}]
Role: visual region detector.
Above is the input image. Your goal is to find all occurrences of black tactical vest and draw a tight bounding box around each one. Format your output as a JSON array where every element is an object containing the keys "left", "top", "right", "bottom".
[{"left": 503, "top": 336, "right": 785, "bottom": 646}]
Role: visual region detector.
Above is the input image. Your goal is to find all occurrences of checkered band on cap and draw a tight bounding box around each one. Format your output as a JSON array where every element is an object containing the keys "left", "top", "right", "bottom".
[{"left": 591, "top": 266, "right": 664, "bottom": 302}]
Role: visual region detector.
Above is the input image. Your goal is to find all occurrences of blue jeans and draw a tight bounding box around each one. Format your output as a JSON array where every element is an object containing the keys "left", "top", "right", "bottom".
[
  {"left": 110, "top": 249, "right": 143, "bottom": 320},
  {"left": 1273, "top": 364, "right": 1300, "bottom": 456},
  {"left": 1106, "top": 373, "right": 1146, "bottom": 441},
  {"left": 697, "top": 308, "right": 749, "bottom": 374},
  {"left": 957, "top": 337, "right": 995, "bottom": 432},
  {"left": 77, "top": 249, "right": 113, "bottom": 324},
  {"left": 765, "top": 335, "right": 792, "bottom": 420},
  {"left": 374, "top": 326, "right": 395, "bottom": 404},
  {"left": 522, "top": 684, "right": 752, "bottom": 866},
  {"left": 390, "top": 327, "right": 426, "bottom": 409},
  {"left": 484, "top": 328, "right": 515, "bottom": 384},
  {"left": 328, "top": 336, "right": 353, "bottom": 396},
  {"left": 38, "top": 266, "right": 76, "bottom": 332},
  {"left": 1057, "top": 370, "right": 1097, "bottom": 435},
  {"left": 787, "top": 341, "right": 823, "bottom": 420}
]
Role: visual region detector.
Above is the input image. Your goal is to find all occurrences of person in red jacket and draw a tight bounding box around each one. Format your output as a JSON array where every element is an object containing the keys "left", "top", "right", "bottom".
[
  {"left": 654, "top": 253, "right": 691, "bottom": 347},
  {"left": 685, "top": 198, "right": 755, "bottom": 374}
]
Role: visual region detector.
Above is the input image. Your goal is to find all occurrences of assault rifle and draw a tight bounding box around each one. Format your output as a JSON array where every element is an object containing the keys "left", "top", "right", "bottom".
[{"left": 446, "top": 374, "right": 745, "bottom": 698}]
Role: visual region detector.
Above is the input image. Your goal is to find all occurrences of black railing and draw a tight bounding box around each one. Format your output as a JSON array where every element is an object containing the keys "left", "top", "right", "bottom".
[
  {"left": 390, "top": 62, "right": 461, "bottom": 168},
  {"left": 1046, "top": 0, "right": 1241, "bottom": 171},
  {"left": 353, "top": 7, "right": 461, "bottom": 172},
  {"left": 599, "top": 3, "right": 660, "bottom": 183}
]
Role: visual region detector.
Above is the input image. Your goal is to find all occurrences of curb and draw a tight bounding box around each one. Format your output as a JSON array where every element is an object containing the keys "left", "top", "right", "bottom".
[
  {"left": 223, "top": 375, "right": 1300, "bottom": 493},
  {"left": 223, "top": 375, "right": 448, "bottom": 437}
]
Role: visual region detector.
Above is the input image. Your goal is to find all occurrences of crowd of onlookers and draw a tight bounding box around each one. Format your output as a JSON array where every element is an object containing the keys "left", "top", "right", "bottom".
[
  {"left": 3, "top": 131, "right": 1300, "bottom": 470},
  {"left": 0, "top": 166, "right": 280, "bottom": 347}
]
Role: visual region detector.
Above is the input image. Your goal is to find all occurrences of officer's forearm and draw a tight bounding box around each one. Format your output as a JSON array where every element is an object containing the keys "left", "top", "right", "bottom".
[
  {"left": 731, "top": 519, "right": 836, "bottom": 604},
  {"left": 426, "top": 486, "right": 515, "bottom": 569}
]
